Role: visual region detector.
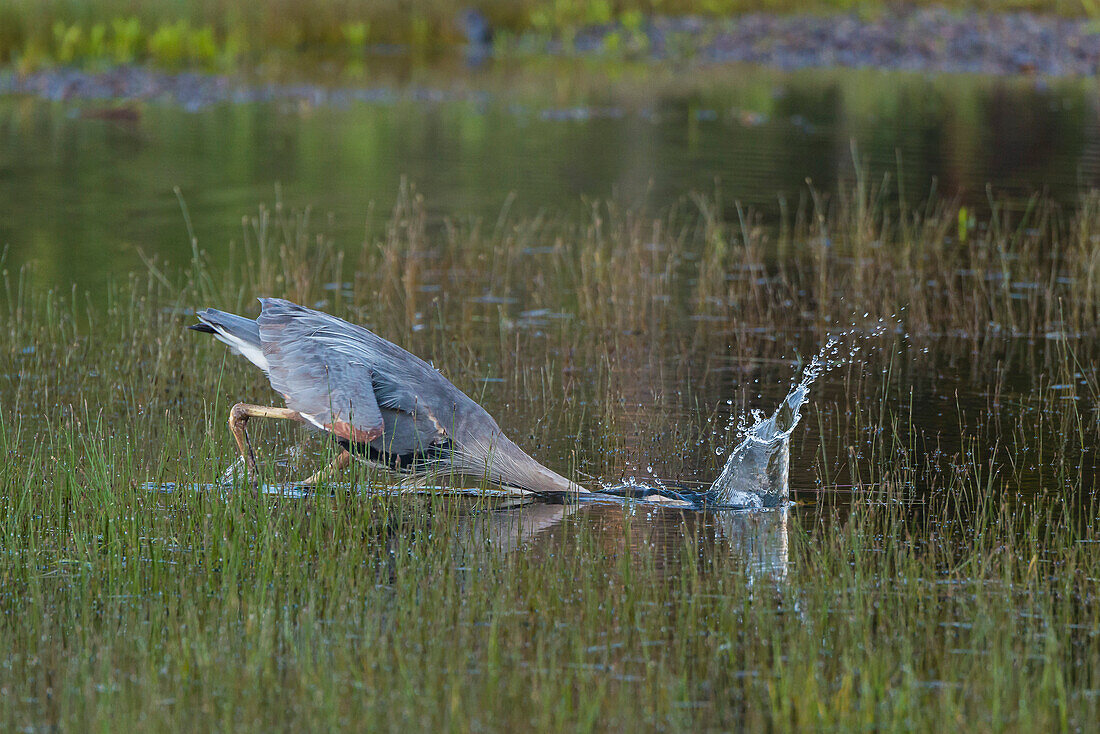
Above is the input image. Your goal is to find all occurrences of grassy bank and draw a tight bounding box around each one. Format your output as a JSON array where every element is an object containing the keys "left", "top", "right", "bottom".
[
  {"left": 1, "top": 185, "right": 1099, "bottom": 728},
  {"left": 0, "top": 0, "right": 1093, "bottom": 70}
]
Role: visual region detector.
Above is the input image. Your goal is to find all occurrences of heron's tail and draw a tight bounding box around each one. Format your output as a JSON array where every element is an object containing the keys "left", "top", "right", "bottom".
[{"left": 189, "top": 308, "right": 268, "bottom": 372}]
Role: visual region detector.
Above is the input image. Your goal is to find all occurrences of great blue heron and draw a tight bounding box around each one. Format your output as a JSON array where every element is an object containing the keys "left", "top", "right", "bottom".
[{"left": 190, "top": 298, "right": 587, "bottom": 496}]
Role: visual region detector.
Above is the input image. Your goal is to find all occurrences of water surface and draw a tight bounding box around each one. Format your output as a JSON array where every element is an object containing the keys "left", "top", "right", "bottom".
[{"left": 3, "top": 63, "right": 1099, "bottom": 290}]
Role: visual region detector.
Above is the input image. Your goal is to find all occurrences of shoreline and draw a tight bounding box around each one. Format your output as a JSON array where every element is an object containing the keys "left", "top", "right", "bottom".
[
  {"left": 603, "top": 10, "right": 1100, "bottom": 76},
  {"left": 0, "top": 9, "right": 1097, "bottom": 110},
  {"left": 1, "top": 57, "right": 1078, "bottom": 118}
]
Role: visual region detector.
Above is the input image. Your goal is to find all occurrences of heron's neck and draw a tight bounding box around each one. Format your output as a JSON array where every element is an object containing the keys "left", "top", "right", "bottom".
[{"left": 490, "top": 436, "right": 588, "bottom": 495}]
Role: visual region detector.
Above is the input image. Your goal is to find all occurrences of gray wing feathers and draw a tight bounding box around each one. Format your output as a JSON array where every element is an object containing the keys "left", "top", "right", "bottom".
[
  {"left": 252, "top": 298, "right": 476, "bottom": 459},
  {"left": 256, "top": 299, "right": 385, "bottom": 442}
]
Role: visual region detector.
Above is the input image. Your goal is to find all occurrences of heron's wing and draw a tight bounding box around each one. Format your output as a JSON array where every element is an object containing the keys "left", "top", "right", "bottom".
[{"left": 256, "top": 302, "right": 384, "bottom": 443}]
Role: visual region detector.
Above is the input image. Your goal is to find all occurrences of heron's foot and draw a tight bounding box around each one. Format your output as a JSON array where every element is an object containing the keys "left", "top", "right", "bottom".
[
  {"left": 218, "top": 455, "right": 260, "bottom": 492},
  {"left": 292, "top": 450, "right": 352, "bottom": 489},
  {"left": 218, "top": 456, "right": 244, "bottom": 486}
]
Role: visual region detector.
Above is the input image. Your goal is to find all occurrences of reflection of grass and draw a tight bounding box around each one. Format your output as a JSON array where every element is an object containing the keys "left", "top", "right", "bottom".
[
  {"left": 2, "top": 185, "right": 1100, "bottom": 728},
  {"left": 0, "top": 0, "right": 1093, "bottom": 69}
]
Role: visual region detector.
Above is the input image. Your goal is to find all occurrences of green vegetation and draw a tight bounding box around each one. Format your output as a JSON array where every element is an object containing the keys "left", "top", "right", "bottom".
[
  {"left": 1, "top": 184, "right": 1099, "bottom": 728},
  {"left": 0, "top": 0, "right": 1094, "bottom": 69}
]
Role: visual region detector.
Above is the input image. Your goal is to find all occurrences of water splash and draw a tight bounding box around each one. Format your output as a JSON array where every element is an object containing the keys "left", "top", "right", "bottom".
[
  {"left": 705, "top": 339, "right": 834, "bottom": 507},
  {"left": 593, "top": 322, "right": 888, "bottom": 509},
  {"left": 703, "top": 320, "right": 892, "bottom": 507}
]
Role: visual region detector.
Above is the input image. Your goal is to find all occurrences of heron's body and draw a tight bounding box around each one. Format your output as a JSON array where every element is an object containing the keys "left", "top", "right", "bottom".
[{"left": 191, "top": 298, "right": 584, "bottom": 495}]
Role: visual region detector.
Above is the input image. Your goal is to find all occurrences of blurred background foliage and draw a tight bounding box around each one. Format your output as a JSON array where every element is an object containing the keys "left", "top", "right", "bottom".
[{"left": 1, "top": 0, "right": 1096, "bottom": 70}]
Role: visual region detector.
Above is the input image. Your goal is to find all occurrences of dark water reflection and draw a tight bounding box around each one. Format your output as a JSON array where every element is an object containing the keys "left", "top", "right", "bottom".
[
  {"left": 2, "top": 65, "right": 1099, "bottom": 290},
  {"left": 457, "top": 500, "right": 789, "bottom": 583},
  {"left": 149, "top": 481, "right": 789, "bottom": 581}
]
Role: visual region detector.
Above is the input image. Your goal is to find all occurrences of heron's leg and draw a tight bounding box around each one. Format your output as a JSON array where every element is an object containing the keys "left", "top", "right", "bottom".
[
  {"left": 227, "top": 402, "right": 304, "bottom": 476},
  {"left": 294, "top": 450, "right": 351, "bottom": 487}
]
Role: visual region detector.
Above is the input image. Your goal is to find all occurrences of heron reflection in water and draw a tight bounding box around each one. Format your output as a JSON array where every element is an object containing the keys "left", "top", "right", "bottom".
[
  {"left": 453, "top": 500, "right": 789, "bottom": 584},
  {"left": 190, "top": 298, "right": 588, "bottom": 497}
]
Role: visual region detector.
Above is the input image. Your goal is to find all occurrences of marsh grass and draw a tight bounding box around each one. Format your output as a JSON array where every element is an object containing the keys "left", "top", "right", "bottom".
[{"left": 1, "top": 184, "right": 1099, "bottom": 728}]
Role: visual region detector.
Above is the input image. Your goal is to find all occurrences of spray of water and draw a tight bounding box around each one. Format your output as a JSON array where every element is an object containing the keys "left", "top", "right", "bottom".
[
  {"left": 704, "top": 317, "right": 894, "bottom": 507},
  {"left": 594, "top": 315, "right": 895, "bottom": 508},
  {"left": 705, "top": 335, "right": 839, "bottom": 507}
]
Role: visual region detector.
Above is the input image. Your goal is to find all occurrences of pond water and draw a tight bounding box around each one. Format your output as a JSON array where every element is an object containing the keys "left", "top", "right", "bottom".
[
  {"left": 3, "top": 63, "right": 1099, "bottom": 291},
  {"left": 1, "top": 59, "right": 1098, "bottom": 566}
]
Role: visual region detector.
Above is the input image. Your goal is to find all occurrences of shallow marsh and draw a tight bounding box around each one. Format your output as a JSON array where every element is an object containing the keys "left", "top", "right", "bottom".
[
  {"left": 3, "top": 38, "right": 1100, "bottom": 730},
  {"left": 1, "top": 179, "right": 1099, "bottom": 728}
]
